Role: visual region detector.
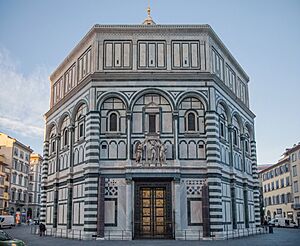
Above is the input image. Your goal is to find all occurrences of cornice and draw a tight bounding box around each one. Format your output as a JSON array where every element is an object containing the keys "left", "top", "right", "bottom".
[{"left": 44, "top": 71, "right": 254, "bottom": 120}]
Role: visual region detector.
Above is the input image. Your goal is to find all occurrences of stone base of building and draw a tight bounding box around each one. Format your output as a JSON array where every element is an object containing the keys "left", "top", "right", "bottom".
[{"left": 41, "top": 225, "right": 263, "bottom": 241}]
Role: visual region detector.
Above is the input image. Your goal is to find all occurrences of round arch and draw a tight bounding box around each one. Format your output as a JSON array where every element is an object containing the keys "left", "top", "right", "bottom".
[
  {"left": 216, "top": 98, "right": 231, "bottom": 121},
  {"left": 231, "top": 111, "right": 243, "bottom": 131},
  {"left": 97, "top": 91, "right": 129, "bottom": 111},
  {"left": 129, "top": 88, "right": 175, "bottom": 111},
  {"left": 45, "top": 122, "right": 58, "bottom": 141},
  {"left": 244, "top": 122, "right": 254, "bottom": 141},
  {"left": 175, "top": 91, "right": 208, "bottom": 111},
  {"left": 57, "top": 111, "right": 71, "bottom": 132},
  {"left": 71, "top": 99, "right": 90, "bottom": 124}
]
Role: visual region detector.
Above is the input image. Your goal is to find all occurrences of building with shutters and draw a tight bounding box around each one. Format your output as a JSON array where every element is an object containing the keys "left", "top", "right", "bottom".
[
  {"left": 260, "top": 142, "right": 300, "bottom": 227},
  {"left": 27, "top": 153, "right": 42, "bottom": 221},
  {"left": 0, "top": 132, "right": 33, "bottom": 223},
  {"left": 41, "top": 10, "right": 260, "bottom": 240}
]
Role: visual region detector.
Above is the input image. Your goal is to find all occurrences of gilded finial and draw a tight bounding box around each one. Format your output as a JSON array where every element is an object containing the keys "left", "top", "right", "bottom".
[
  {"left": 147, "top": 0, "right": 151, "bottom": 16},
  {"left": 142, "top": 0, "right": 156, "bottom": 25}
]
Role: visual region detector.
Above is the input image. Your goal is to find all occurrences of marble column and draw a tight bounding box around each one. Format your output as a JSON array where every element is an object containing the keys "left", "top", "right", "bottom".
[
  {"left": 174, "top": 178, "right": 182, "bottom": 239},
  {"left": 240, "top": 133, "right": 247, "bottom": 172},
  {"left": 96, "top": 176, "right": 105, "bottom": 238},
  {"left": 230, "top": 179, "right": 237, "bottom": 230},
  {"left": 228, "top": 124, "right": 234, "bottom": 168},
  {"left": 125, "top": 178, "right": 132, "bottom": 238},
  {"left": 243, "top": 183, "right": 249, "bottom": 228},
  {"left": 83, "top": 111, "right": 101, "bottom": 239},
  {"left": 250, "top": 139, "right": 260, "bottom": 227},
  {"left": 173, "top": 111, "right": 179, "bottom": 164},
  {"left": 205, "top": 110, "right": 223, "bottom": 238},
  {"left": 40, "top": 140, "right": 49, "bottom": 224},
  {"left": 126, "top": 111, "right": 131, "bottom": 164},
  {"left": 67, "top": 125, "right": 74, "bottom": 229},
  {"left": 202, "top": 182, "right": 210, "bottom": 237},
  {"left": 53, "top": 134, "right": 60, "bottom": 229}
]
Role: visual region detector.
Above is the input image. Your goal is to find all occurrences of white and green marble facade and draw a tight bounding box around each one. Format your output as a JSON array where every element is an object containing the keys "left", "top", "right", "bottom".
[{"left": 41, "top": 24, "right": 259, "bottom": 240}]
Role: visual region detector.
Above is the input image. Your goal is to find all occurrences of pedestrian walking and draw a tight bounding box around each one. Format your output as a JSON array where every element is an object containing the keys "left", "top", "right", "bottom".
[
  {"left": 39, "top": 222, "right": 46, "bottom": 236},
  {"left": 263, "top": 219, "right": 268, "bottom": 232}
]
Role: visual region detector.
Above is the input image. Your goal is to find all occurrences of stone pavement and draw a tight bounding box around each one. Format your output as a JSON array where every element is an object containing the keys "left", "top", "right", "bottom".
[{"left": 2, "top": 226, "right": 300, "bottom": 246}]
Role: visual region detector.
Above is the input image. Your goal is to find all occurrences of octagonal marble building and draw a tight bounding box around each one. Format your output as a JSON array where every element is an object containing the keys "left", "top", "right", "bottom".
[{"left": 41, "top": 19, "right": 260, "bottom": 240}]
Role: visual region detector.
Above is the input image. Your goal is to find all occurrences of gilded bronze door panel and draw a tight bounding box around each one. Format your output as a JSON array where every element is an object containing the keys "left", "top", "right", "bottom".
[{"left": 134, "top": 181, "right": 173, "bottom": 239}]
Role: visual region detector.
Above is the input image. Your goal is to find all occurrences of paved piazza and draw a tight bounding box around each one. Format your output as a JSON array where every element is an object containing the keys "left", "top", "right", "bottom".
[{"left": 2, "top": 226, "right": 300, "bottom": 246}]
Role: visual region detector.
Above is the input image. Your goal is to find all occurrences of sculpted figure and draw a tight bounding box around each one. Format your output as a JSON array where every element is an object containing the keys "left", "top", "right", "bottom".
[
  {"left": 150, "top": 140, "right": 157, "bottom": 163},
  {"left": 135, "top": 141, "right": 143, "bottom": 164},
  {"left": 159, "top": 143, "right": 167, "bottom": 164}
]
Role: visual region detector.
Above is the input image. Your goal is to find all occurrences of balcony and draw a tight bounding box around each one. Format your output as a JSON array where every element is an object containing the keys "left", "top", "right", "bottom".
[{"left": 292, "top": 203, "right": 300, "bottom": 210}]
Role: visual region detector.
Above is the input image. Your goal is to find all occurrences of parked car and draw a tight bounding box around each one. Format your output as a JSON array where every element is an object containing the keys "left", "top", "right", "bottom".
[
  {"left": 0, "top": 230, "right": 26, "bottom": 246},
  {"left": 269, "top": 218, "right": 297, "bottom": 228},
  {"left": 0, "top": 216, "right": 15, "bottom": 229}
]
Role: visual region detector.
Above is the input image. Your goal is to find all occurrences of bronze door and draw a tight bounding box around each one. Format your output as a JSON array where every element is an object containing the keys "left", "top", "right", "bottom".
[{"left": 134, "top": 182, "right": 173, "bottom": 239}]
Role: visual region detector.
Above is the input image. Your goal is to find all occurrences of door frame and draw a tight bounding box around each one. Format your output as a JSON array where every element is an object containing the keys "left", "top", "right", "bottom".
[{"left": 133, "top": 179, "right": 173, "bottom": 239}]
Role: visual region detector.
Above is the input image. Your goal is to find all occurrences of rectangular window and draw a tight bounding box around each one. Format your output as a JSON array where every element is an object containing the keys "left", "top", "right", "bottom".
[
  {"left": 78, "top": 48, "right": 91, "bottom": 81},
  {"left": 13, "top": 147, "right": 18, "bottom": 156},
  {"left": 233, "top": 130, "right": 238, "bottom": 146},
  {"left": 225, "top": 64, "right": 236, "bottom": 92},
  {"left": 20, "top": 151, "right": 24, "bottom": 159},
  {"left": 79, "top": 122, "right": 84, "bottom": 138},
  {"left": 293, "top": 165, "right": 297, "bottom": 177},
  {"left": 294, "top": 181, "right": 299, "bottom": 193},
  {"left": 285, "top": 163, "right": 289, "bottom": 172},
  {"left": 276, "top": 180, "right": 279, "bottom": 189},
  {"left": 281, "top": 178, "right": 284, "bottom": 188},
  {"left": 220, "top": 121, "right": 225, "bottom": 138},
  {"left": 212, "top": 47, "right": 224, "bottom": 80},
  {"left": 149, "top": 114, "right": 156, "bottom": 133},
  {"left": 286, "top": 176, "right": 290, "bottom": 186}
]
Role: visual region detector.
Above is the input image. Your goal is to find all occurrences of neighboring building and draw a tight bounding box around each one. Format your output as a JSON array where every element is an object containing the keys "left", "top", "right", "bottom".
[
  {"left": 284, "top": 143, "right": 300, "bottom": 226},
  {"left": 260, "top": 156, "right": 293, "bottom": 221},
  {"left": 260, "top": 143, "right": 300, "bottom": 226},
  {"left": 42, "top": 11, "right": 260, "bottom": 240},
  {"left": 0, "top": 133, "right": 33, "bottom": 223},
  {"left": 0, "top": 154, "right": 10, "bottom": 214},
  {"left": 28, "top": 153, "right": 42, "bottom": 220},
  {"left": 258, "top": 164, "right": 272, "bottom": 224}
]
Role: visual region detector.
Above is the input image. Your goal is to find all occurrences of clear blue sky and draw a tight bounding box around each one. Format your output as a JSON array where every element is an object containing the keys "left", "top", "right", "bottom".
[{"left": 0, "top": 0, "right": 299, "bottom": 164}]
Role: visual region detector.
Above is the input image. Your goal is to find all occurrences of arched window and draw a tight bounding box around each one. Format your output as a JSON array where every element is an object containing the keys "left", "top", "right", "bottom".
[
  {"left": 75, "top": 104, "right": 87, "bottom": 141},
  {"left": 60, "top": 116, "right": 70, "bottom": 149},
  {"left": 187, "top": 112, "right": 196, "bottom": 131},
  {"left": 217, "top": 103, "right": 228, "bottom": 140},
  {"left": 48, "top": 124, "right": 57, "bottom": 154},
  {"left": 179, "top": 97, "right": 205, "bottom": 134},
  {"left": 109, "top": 112, "right": 118, "bottom": 132},
  {"left": 101, "top": 97, "right": 126, "bottom": 135},
  {"left": 232, "top": 115, "right": 240, "bottom": 148},
  {"left": 19, "top": 175, "right": 23, "bottom": 186},
  {"left": 18, "top": 191, "right": 21, "bottom": 201}
]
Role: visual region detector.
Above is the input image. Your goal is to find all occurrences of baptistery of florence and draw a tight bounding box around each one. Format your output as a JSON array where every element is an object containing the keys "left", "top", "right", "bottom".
[{"left": 41, "top": 11, "right": 260, "bottom": 240}]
